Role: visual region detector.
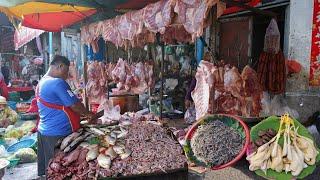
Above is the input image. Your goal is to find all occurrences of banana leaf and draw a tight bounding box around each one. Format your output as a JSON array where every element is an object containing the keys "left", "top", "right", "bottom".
[{"left": 250, "top": 116, "right": 320, "bottom": 180}]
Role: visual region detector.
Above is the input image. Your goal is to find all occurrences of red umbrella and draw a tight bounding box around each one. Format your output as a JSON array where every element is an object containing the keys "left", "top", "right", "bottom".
[{"left": 22, "top": 9, "right": 96, "bottom": 32}]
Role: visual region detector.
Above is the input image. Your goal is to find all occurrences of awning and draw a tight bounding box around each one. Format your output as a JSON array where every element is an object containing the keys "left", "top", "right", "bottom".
[
  {"left": 0, "top": 1, "right": 97, "bottom": 32},
  {"left": 14, "top": 26, "right": 44, "bottom": 50}
]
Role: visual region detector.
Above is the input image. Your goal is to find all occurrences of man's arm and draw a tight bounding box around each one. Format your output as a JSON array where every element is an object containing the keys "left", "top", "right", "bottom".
[{"left": 70, "top": 101, "right": 89, "bottom": 116}]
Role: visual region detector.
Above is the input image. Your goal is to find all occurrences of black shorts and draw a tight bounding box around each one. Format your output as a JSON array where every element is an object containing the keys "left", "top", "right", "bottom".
[{"left": 37, "top": 133, "right": 65, "bottom": 176}]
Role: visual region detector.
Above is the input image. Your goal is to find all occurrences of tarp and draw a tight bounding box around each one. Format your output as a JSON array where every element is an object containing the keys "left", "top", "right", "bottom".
[
  {"left": 22, "top": 9, "right": 97, "bottom": 32},
  {"left": 14, "top": 26, "right": 44, "bottom": 50},
  {"left": 0, "top": 0, "right": 160, "bottom": 32},
  {"left": 0, "top": 1, "right": 97, "bottom": 31}
]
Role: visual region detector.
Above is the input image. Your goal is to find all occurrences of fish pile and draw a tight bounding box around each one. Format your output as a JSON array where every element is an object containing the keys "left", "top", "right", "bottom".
[
  {"left": 190, "top": 120, "right": 244, "bottom": 166},
  {"left": 247, "top": 114, "right": 319, "bottom": 176},
  {"left": 47, "top": 114, "right": 186, "bottom": 179},
  {"left": 48, "top": 120, "right": 132, "bottom": 180}
]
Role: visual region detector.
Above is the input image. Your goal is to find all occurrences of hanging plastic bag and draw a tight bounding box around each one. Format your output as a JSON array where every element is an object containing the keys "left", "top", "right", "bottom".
[
  {"left": 184, "top": 105, "right": 196, "bottom": 124},
  {"left": 264, "top": 19, "right": 280, "bottom": 54},
  {"left": 269, "top": 95, "right": 300, "bottom": 119},
  {"left": 260, "top": 92, "right": 271, "bottom": 117}
]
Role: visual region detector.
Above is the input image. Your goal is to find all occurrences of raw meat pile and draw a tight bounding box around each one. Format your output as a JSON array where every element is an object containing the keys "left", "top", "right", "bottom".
[
  {"left": 86, "top": 62, "right": 107, "bottom": 103},
  {"left": 47, "top": 114, "right": 186, "bottom": 179},
  {"left": 192, "top": 61, "right": 263, "bottom": 119},
  {"left": 111, "top": 59, "right": 154, "bottom": 95},
  {"left": 81, "top": 0, "right": 226, "bottom": 48}
]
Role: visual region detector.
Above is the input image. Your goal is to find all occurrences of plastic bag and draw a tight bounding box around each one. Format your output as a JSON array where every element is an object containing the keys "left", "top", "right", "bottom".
[
  {"left": 14, "top": 148, "right": 37, "bottom": 163},
  {"left": 184, "top": 106, "right": 196, "bottom": 124},
  {"left": 260, "top": 92, "right": 272, "bottom": 117},
  {"left": 264, "top": 19, "right": 280, "bottom": 53},
  {"left": 98, "top": 99, "right": 121, "bottom": 124},
  {"left": 179, "top": 56, "right": 191, "bottom": 76},
  {"left": 269, "top": 95, "right": 300, "bottom": 119}
]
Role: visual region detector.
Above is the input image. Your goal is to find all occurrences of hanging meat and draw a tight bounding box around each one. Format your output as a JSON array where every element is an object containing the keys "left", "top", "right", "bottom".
[
  {"left": 257, "top": 19, "right": 286, "bottom": 94},
  {"left": 111, "top": 59, "right": 154, "bottom": 95},
  {"left": 192, "top": 61, "right": 263, "bottom": 119},
  {"left": 86, "top": 62, "right": 107, "bottom": 103},
  {"left": 81, "top": 0, "right": 226, "bottom": 48},
  {"left": 241, "top": 66, "right": 263, "bottom": 117},
  {"left": 191, "top": 61, "right": 218, "bottom": 119}
]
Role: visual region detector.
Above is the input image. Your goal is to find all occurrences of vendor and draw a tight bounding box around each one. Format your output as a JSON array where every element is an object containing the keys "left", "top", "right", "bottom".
[
  {"left": 184, "top": 52, "right": 212, "bottom": 109},
  {"left": 37, "top": 55, "right": 94, "bottom": 177},
  {"left": 0, "top": 96, "right": 18, "bottom": 128},
  {"left": 0, "top": 72, "right": 8, "bottom": 100}
]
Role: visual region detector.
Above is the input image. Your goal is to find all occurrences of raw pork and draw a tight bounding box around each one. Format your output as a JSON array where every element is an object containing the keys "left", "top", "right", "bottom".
[
  {"left": 86, "top": 62, "right": 106, "bottom": 103},
  {"left": 191, "top": 61, "right": 218, "bottom": 119},
  {"left": 241, "top": 66, "right": 263, "bottom": 117},
  {"left": 192, "top": 61, "right": 263, "bottom": 118}
]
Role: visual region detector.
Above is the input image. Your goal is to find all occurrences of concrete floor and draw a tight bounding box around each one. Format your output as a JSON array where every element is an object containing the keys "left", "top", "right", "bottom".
[{"left": 3, "top": 162, "right": 38, "bottom": 180}]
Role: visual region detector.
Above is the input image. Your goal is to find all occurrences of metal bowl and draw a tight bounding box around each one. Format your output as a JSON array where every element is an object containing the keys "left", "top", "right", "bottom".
[{"left": 0, "top": 159, "right": 10, "bottom": 179}]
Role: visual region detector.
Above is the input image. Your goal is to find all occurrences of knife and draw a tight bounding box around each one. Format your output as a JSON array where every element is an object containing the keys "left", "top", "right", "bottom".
[{"left": 91, "top": 110, "right": 104, "bottom": 120}]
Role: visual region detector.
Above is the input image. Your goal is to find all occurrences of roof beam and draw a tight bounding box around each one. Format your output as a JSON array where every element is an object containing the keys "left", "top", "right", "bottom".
[{"left": 221, "top": 0, "right": 277, "bottom": 17}]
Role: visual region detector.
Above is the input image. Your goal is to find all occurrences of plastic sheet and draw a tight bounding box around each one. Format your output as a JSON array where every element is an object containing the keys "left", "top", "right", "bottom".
[{"left": 264, "top": 19, "right": 280, "bottom": 54}]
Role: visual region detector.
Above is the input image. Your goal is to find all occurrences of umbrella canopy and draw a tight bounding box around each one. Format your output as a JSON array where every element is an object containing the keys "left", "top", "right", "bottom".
[
  {"left": 0, "top": 1, "right": 97, "bottom": 31},
  {"left": 22, "top": 9, "right": 96, "bottom": 32},
  {"left": 0, "top": 0, "right": 161, "bottom": 32}
]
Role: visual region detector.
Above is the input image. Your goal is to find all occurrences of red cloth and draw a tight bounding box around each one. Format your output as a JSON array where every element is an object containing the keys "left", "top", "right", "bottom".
[
  {"left": 27, "top": 98, "right": 38, "bottom": 113},
  {"left": 27, "top": 98, "right": 40, "bottom": 133},
  {"left": 0, "top": 80, "right": 9, "bottom": 100},
  {"left": 35, "top": 86, "right": 81, "bottom": 132},
  {"left": 286, "top": 60, "right": 302, "bottom": 74}
]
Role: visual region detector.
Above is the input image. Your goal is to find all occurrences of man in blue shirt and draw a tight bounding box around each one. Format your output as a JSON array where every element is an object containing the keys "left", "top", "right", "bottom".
[{"left": 37, "top": 55, "right": 93, "bottom": 177}]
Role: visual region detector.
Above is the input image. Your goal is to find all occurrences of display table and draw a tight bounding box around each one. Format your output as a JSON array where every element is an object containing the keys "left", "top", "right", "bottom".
[{"left": 8, "top": 87, "right": 33, "bottom": 92}]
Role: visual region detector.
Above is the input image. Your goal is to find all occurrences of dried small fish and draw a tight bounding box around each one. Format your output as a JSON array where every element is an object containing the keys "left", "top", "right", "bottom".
[
  {"left": 120, "top": 120, "right": 133, "bottom": 126},
  {"left": 60, "top": 131, "right": 82, "bottom": 150},
  {"left": 191, "top": 120, "right": 244, "bottom": 166},
  {"left": 79, "top": 142, "right": 90, "bottom": 149},
  {"left": 117, "top": 130, "right": 128, "bottom": 139},
  {"left": 86, "top": 144, "right": 99, "bottom": 161},
  {"left": 89, "top": 128, "right": 105, "bottom": 136},
  {"left": 104, "top": 135, "right": 116, "bottom": 146},
  {"left": 97, "top": 154, "right": 111, "bottom": 169},
  {"left": 120, "top": 149, "right": 132, "bottom": 159},
  {"left": 113, "top": 145, "right": 125, "bottom": 154},
  {"left": 110, "top": 132, "right": 117, "bottom": 138},
  {"left": 105, "top": 147, "right": 117, "bottom": 160},
  {"left": 64, "top": 132, "right": 90, "bottom": 153}
]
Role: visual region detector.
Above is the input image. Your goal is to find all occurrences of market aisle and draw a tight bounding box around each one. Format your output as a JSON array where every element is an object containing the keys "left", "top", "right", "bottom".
[{"left": 3, "top": 162, "right": 38, "bottom": 180}]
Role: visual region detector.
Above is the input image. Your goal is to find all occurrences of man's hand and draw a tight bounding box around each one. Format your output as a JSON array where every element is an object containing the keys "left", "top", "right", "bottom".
[{"left": 82, "top": 112, "right": 95, "bottom": 124}]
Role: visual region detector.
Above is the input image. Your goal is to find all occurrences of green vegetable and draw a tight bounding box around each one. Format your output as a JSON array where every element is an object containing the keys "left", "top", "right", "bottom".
[
  {"left": 14, "top": 148, "right": 37, "bottom": 163},
  {"left": 250, "top": 116, "right": 320, "bottom": 180},
  {"left": 88, "top": 137, "right": 100, "bottom": 145}
]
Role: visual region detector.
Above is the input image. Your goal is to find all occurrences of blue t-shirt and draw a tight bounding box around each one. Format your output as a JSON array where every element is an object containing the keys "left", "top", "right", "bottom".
[{"left": 37, "top": 76, "right": 79, "bottom": 136}]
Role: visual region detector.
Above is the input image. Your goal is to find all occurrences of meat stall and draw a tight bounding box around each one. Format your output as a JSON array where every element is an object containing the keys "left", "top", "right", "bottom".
[
  {"left": 80, "top": 0, "right": 227, "bottom": 119},
  {"left": 47, "top": 113, "right": 188, "bottom": 180}
]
